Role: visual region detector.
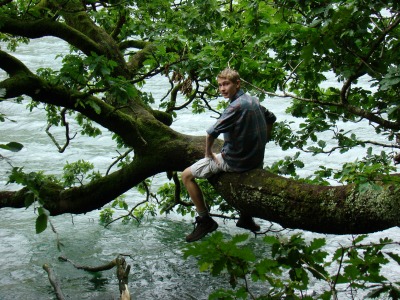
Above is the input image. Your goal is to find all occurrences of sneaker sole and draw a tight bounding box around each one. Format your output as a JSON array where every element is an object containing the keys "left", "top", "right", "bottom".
[{"left": 185, "top": 222, "right": 218, "bottom": 243}]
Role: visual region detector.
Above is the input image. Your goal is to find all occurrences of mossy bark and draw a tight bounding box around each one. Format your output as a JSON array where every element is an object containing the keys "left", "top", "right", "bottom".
[{"left": 209, "top": 169, "right": 400, "bottom": 234}]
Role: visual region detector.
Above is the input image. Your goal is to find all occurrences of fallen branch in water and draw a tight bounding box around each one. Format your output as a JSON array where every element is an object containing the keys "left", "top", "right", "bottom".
[
  {"left": 43, "top": 255, "right": 132, "bottom": 300},
  {"left": 42, "top": 264, "right": 66, "bottom": 300},
  {"left": 116, "top": 256, "right": 131, "bottom": 300},
  {"left": 58, "top": 255, "right": 118, "bottom": 272}
]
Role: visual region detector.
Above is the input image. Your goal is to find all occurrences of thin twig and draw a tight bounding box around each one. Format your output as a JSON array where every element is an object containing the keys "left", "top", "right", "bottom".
[
  {"left": 106, "top": 148, "right": 134, "bottom": 175},
  {"left": 45, "top": 108, "right": 76, "bottom": 153}
]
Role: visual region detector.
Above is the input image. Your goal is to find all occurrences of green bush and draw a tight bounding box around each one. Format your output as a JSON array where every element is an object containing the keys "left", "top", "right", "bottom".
[{"left": 183, "top": 232, "right": 400, "bottom": 299}]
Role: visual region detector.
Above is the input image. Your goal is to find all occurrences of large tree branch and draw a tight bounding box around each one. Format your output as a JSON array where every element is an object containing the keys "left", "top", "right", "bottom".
[
  {"left": 0, "top": 53, "right": 155, "bottom": 148},
  {"left": 343, "top": 103, "right": 400, "bottom": 130},
  {"left": 53, "top": 0, "right": 129, "bottom": 75},
  {"left": 127, "top": 42, "right": 157, "bottom": 74},
  {"left": 110, "top": 9, "right": 127, "bottom": 41},
  {"left": 209, "top": 169, "right": 400, "bottom": 235},
  {"left": 0, "top": 52, "right": 206, "bottom": 216},
  {"left": 1, "top": 0, "right": 130, "bottom": 75},
  {"left": 1, "top": 74, "right": 398, "bottom": 236},
  {"left": 118, "top": 39, "right": 150, "bottom": 51},
  {"left": 0, "top": 189, "right": 29, "bottom": 209},
  {"left": 6, "top": 157, "right": 395, "bottom": 235},
  {"left": 0, "top": 17, "right": 102, "bottom": 56},
  {"left": 0, "top": 133, "right": 205, "bottom": 214},
  {"left": 0, "top": 77, "right": 145, "bottom": 147},
  {"left": 0, "top": 49, "right": 34, "bottom": 78}
]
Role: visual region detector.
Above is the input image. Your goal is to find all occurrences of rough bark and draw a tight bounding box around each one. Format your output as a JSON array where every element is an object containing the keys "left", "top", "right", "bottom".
[
  {"left": 209, "top": 170, "right": 400, "bottom": 234},
  {"left": 0, "top": 16, "right": 102, "bottom": 57}
]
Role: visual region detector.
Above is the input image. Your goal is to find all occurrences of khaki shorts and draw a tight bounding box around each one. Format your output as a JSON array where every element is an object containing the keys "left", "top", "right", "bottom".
[{"left": 190, "top": 153, "right": 233, "bottom": 179}]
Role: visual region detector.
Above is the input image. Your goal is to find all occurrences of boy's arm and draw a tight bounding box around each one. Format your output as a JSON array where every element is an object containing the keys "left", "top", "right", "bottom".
[
  {"left": 205, "top": 134, "right": 217, "bottom": 161},
  {"left": 266, "top": 123, "right": 274, "bottom": 143},
  {"left": 205, "top": 134, "right": 215, "bottom": 157},
  {"left": 260, "top": 105, "right": 277, "bottom": 143}
]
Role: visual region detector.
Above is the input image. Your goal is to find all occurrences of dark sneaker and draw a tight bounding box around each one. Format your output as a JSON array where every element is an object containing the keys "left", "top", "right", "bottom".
[
  {"left": 236, "top": 215, "right": 260, "bottom": 232},
  {"left": 186, "top": 216, "right": 218, "bottom": 242}
]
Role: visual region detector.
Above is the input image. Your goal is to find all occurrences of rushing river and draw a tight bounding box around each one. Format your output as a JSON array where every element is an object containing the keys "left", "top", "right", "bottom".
[{"left": 0, "top": 37, "right": 399, "bottom": 300}]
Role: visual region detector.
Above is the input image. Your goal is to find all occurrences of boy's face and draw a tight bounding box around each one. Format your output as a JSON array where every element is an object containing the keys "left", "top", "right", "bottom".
[{"left": 217, "top": 77, "right": 240, "bottom": 99}]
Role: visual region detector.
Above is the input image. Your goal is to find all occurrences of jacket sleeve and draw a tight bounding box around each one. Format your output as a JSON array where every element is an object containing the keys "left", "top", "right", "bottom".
[
  {"left": 260, "top": 105, "right": 277, "bottom": 124},
  {"left": 206, "top": 104, "right": 241, "bottom": 138}
]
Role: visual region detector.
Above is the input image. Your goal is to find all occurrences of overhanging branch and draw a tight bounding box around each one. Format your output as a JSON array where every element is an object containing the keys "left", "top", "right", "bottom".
[
  {"left": 0, "top": 50, "right": 33, "bottom": 77},
  {"left": 241, "top": 78, "right": 400, "bottom": 131},
  {"left": 0, "top": 16, "right": 102, "bottom": 56}
]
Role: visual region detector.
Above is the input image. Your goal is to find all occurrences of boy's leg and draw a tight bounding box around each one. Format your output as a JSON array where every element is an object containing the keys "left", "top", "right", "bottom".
[
  {"left": 181, "top": 167, "right": 208, "bottom": 216},
  {"left": 182, "top": 155, "right": 225, "bottom": 215},
  {"left": 182, "top": 166, "right": 218, "bottom": 242},
  {"left": 236, "top": 214, "right": 261, "bottom": 232},
  {"left": 181, "top": 157, "right": 223, "bottom": 242}
]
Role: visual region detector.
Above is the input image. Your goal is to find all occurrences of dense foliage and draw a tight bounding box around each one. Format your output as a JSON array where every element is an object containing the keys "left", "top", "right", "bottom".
[
  {"left": 1, "top": 0, "right": 400, "bottom": 298},
  {"left": 1, "top": 0, "right": 399, "bottom": 185},
  {"left": 184, "top": 232, "right": 400, "bottom": 299}
]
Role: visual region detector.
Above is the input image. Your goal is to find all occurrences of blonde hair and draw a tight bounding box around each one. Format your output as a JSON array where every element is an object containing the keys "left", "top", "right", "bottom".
[{"left": 217, "top": 68, "right": 240, "bottom": 83}]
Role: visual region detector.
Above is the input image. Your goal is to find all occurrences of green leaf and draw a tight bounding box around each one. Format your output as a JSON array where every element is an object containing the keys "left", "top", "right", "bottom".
[
  {"left": 199, "top": 261, "right": 212, "bottom": 272},
  {"left": 211, "top": 258, "right": 227, "bottom": 276},
  {"left": 343, "top": 264, "right": 359, "bottom": 281},
  {"left": 263, "top": 235, "right": 280, "bottom": 245},
  {"left": 386, "top": 252, "right": 400, "bottom": 266},
  {"left": 288, "top": 248, "right": 300, "bottom": 265},
  {"left": 0, "top": 142, "right": 24, "bottom": 152},
  {"left": 308, "top": 238, "right": 326, "bottom": 251},
  {"left": 317, "top": 140, "right": 326, "bottom": 148},
  {"left": 231, "top": 233, "right": 249, "bottom": 244},
  {"left": 88, "top": 100, "right": 101, "bottom": 114},
  {"left": 38, "top": 206, "right": 50, "bottom": 217},
  {"left": 36, "top": 214, "right": 48, "bottom": 234},
  {"left": 353, "top": 234, "right": 368, "bottom": 245},
  {"left": 366, "top": 285, "right": 390, "bottom": 298},
  {"left": 24, "top": 191, "right": 35, "bottom": 208}
]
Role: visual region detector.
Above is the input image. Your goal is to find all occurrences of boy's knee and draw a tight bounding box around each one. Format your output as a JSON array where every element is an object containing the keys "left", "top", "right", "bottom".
[{"left": 182, "top": 167, "right": 193, "bottom": 185}]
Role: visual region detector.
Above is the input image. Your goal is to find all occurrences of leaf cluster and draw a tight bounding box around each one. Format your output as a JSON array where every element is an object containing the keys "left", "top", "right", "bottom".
[
  {"left": 99, "top": 194, "right": 156, "bottom": 225},
  {"left": 156, "top": 177, "right": 234, "bottom": 217},
  {"left": 62, "top": 159, "right": 101, "bottom": 187},
  {"left": 268, "top": 144, "right": 399, "bottom": 188},
  {"left": 183, "top": 232, "right": 400, "bottom": 299},
  {"left": 7, "top": 166, "right": 59, "bottom": 233}
]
